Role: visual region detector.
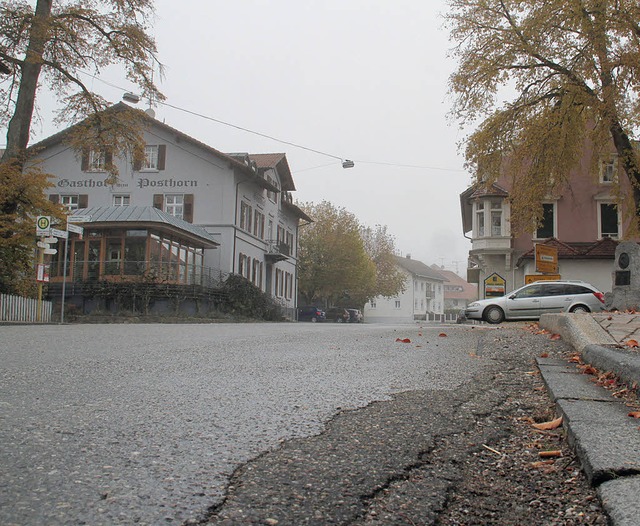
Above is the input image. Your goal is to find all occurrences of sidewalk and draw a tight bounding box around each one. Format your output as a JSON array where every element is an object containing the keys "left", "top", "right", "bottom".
[{"left": 538, "top": 313, "right": 640, "bottom": 526}]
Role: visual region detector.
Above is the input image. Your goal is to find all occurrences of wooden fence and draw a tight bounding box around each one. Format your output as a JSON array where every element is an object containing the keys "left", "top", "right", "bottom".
[{"left": 0, "top": 293, "right": 53, "bottom": 323}]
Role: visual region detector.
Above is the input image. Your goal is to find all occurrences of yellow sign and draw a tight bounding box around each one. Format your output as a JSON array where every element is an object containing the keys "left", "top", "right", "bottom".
[
  {"left": 484, "top": 272, "right": 506, "bottom": 298},
  {"left": 535, "top": 244, "right": 558, "bottom": 274},
  {"left": 525, "top": 274, "right": 561, "bottom": 284}
]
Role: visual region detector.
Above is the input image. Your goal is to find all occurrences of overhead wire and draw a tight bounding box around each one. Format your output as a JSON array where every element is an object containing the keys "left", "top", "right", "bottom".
[{"left": 44, "top": 69, "right": 466, "bottom": 174}]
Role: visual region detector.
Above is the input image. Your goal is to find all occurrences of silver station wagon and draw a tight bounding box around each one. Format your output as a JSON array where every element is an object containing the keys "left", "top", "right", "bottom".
[{"left": 464, "top": 280, "right": 606, "bottom": 324}]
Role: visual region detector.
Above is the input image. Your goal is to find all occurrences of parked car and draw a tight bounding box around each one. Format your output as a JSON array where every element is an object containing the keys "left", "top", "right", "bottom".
[
  {"left": 298, "top": 306, "right": 326, "bottom": 322},
  {"left": 326, "top": 307, "right": 350, "bottom": 323},
  {"left": 347, "top": 308, "right": 364, "bottom": 323},
  {"left": 464, "top": 280, "right": 605, "bottom": 324}
]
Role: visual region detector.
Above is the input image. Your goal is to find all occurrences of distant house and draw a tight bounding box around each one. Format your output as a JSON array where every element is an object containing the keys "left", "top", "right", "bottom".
[
  {"left": 364, "top": 255, "right": 445, "bottom": 323},
  {"left": 431, "top": 266, "right": 478, "bottom": 312},
  {"left": 460, "top": 137, "right": 639, "bottom": 297},
  {"left": 28, "top": 104, "right": 311, "bottom": 317}
]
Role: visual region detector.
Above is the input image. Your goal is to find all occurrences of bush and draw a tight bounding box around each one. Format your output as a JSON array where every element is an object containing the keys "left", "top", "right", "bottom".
[{"left": 220, "top": 275, "right": 282, "bottom": 320}]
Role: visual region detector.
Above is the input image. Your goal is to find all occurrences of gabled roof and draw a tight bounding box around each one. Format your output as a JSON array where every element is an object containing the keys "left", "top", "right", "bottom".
[
  {"left": 516, "top": 237, "right": 619, "bottom": 265},
  {"left": 432, "top": 267, "right": 478, "bottom": 300},
  {"left": 249, "top": 153, "right": 295, "bottom": 192},
  {"left": 469, "top": 182, "right": 509, "bottom": 199},
  {"left": 395, "top": 255, "right": 445, "bottom": 281},
  {"left": 29, "top": 102, "right": 257, "bottom": 182},
  {"left": 70, "top": 206, "right": 219, "bottom": 248}
]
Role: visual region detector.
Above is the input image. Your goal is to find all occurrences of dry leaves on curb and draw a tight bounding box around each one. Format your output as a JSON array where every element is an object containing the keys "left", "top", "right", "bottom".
[{"left": 532, "top": 416, "right": 563, "bottom": 431}]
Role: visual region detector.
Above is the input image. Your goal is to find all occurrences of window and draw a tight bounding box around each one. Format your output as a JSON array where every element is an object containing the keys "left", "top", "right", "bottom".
[
  {"left": 253, "top": 210, "right": 265, "bottom": 238},
  {"left": 370, "top": 300, "right": 377, "bottom": 309},
  {"left": 266, "top": 175, "right": 279, "bottom": 203},
  {"left": 536, "top": 203, "right": 555, "bottom": 239},
  {"left": 600, "top": 158, "right": 617, "bottom": 183},
  {"left": 144, "top": 145, "right": 159, "bottom": 170},
  {"left": 113, "top": 195, "right": 130, "bottom": 206},
  {"left": 240, "top": 201, "right": 252, "bottom": 231},
  {"left": 490, "top": 201, "right": 502, "bottom": 236},
  {"left": 476, "top": 202, "right": 485, "bottom": 237},
  {"left": 251, "top": 259, "right": 262, "bottom": 287},
  {"left": 394, "top": 300, "right": 401, "bottom": 309},
  {"left": 60, "top": 195, "right": 79, "bottom": 212},
  {"left": 88, "top": 150, "right": 106, "bottom": 172},
  {"left": 238, "top": 253, "right": 250, "bottom": 279},
  {"left": 600, "top": 203, "right": 619, "bottom": 238},
  {"left": 165, "top": 194, "right": 184, "bottom": 219}
]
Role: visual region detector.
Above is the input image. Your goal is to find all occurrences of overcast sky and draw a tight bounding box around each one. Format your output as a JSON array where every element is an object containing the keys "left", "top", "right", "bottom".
[{"left": 26, "top": 0, "right": 473, "bottom": 275}]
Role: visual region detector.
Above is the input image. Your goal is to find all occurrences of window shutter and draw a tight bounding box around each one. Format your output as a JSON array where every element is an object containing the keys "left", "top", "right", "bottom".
[
  {"left": 81, "top": 150, "right": 88, "bottom": 171},
  {"left": 183, "top": 194, "right": 194, "bottom": 223},
  {"left": 133, "top": 155, "right": 142, "bottom": 171},
  {"left": 49, "top": 194, "right": 60, "bottom": 204},
  {"left": 105, "top": 149, "right": 113, "bottom": 167},
  {"left": 157, "top": 145, "right": 166, "bottom": 170},
  {"left": 78, "top": 195, "right": 89, "bottom": 208},
  {"left": 153, "top": 194, "right": 164, "bottom": 210}
]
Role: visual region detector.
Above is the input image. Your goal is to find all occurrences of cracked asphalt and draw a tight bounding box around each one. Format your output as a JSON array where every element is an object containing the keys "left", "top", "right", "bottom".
[{"left": 1, "top": 322, "right": 489, "bottom": 525}]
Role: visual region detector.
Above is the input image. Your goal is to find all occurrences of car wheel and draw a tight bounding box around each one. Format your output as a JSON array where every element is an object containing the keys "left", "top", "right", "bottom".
[
  {"left": 570, "top": 305, "right": 590, "bottom": 313},
  {"left": 484, "top": 306, "right": 505, "bottom": 324},
  {"left": 311, "top": 317, "right": 317, "bottom": 323}
]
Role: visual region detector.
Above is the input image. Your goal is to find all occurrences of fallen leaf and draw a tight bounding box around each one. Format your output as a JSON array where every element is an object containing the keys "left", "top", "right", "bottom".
[
  {"left": 625, "top": 339, "right": 639, "bottom": 348},
  {"left": 418, "top": 332, "right": 423, "bottom": 336},
  {"left": 531, "top": 460, "right": 555, "bottom": 468},
  {"left": 538, "top": 450, "right": 563, "bottom": 458},
  {"left": 395, "top": 338, "right": 411, "bottom": 343},
  {"left": 438, "top": 333, "right": 447, "bottom": 337},
  {"left": 628, "top": 411, "right": 640, "bottom": 419},
  {"left": 580, "top": 365, "right": 597, "bottom": 375},
  {"left": 539, "top": 352, "right": 549, "bottom": 358},
  {"left": 549, "top": 333, "right": 562, "bottom": 341},
  {"left": 568, "top": 354, "right": 582, "bottom": 363},
  {"left": 415, "top": 345, "right": 422, "bottom": 348},
  {"left": 532, "top": 416, "right": 563, "bottom": 430}
]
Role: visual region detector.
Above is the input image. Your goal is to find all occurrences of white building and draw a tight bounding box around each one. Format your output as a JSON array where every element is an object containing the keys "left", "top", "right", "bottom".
[
  {"left": 364, "top": 255, "right": 446, "bottom": 323},
  {"left": 29, "top": 104, "right": 310, "bottom": 315}
]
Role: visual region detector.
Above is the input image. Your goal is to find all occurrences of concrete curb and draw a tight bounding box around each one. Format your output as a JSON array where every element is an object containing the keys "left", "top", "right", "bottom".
[{"left": 537, "top": 314, "right": 640, "bottom": 526}]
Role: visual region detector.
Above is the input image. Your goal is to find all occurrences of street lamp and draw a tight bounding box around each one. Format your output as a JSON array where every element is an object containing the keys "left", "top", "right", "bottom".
[{"left": 342, "top": 159, "right": 355, "bottom": 169}]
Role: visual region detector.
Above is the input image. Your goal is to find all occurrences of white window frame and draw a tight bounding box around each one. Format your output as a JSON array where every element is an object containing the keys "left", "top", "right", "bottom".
[
  {"left": 598, "top": 202, "right": 620, "bottom": 239},
  {"left": 113, "top": 194, "right": 130, "bottom": 206},
  {"left": 88, "top": 150, "right": 105, "bottom": 172},
  {"left": 143, "top": 145, "right": 159, "bottom": 171},
  {"left": 600, "top": 157, "right": 617, "bottom": 184},
  {"left": 534, "top": 202, "right": 557, "bottom": 240},
  {"left": 475, "top": 202, "right": 485, "bottom": 237},
  {"left": 490, "top": 201, "right": 502, "bottom": 236},
  {"left": 165, "top": 194, "right": 184, "bottom": 220},
  {"left": 60, "top": 195, "right": 79, "bottom": 212}
]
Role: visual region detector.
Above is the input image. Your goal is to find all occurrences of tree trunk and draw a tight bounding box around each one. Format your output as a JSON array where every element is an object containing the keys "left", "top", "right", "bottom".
[
  {"left": 1, "top": 0, "right": 53, "bottom": 165},
  {"left": 609, "top": 121, "right": 640, "bottom": 220}
]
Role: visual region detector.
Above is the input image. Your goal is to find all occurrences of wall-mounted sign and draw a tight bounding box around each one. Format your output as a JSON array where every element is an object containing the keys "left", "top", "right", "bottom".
[
  {"left": 525, "top": 274, "right": 562, "bottom": 284},
  {"left": 484, "top": 273, "right": 506, "bottom": 298},
  {"left": 535, "top": 244, "right": 558, "bottom": 274}
]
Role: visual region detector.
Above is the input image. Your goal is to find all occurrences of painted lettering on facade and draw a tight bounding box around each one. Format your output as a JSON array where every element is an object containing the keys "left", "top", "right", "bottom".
[
  {"left": 137, "top": 178, "right": 198, "bottom": 188},
  {"left": 57, "top": 178, "right": 112, "bottom": 188}
]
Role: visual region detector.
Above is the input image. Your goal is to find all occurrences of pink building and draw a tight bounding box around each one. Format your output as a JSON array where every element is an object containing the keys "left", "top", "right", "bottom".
[{"left": 460, "top": 138, "right": 638, "bottom": 296}]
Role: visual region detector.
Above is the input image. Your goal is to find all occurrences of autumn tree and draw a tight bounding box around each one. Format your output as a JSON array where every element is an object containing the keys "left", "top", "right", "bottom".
[
  {"left": 0, "top": 0, "right": 163, "bottom": 294},
  {"left": 446, "top": 0, "right": 640, "bottom": 234},
  {"left": 298, "top": 202, "right": 404, "bottom": 307},
  {"left": 360, "top": 224, "right": 406, "bottom": 298}
]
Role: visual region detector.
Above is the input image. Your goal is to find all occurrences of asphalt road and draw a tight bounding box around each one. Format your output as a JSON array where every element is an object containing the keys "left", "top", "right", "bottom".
[{"left": 1, "top": 322, "right": 491, "bottom": 525}]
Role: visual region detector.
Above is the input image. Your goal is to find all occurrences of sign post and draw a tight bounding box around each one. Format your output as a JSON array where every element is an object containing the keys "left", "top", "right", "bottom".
[{"left": 535, "top": 244, "right": 558, "bottom": 274}]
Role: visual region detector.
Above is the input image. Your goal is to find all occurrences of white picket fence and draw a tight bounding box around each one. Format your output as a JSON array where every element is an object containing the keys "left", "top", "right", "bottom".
[{"left": 0, "top": 293, "right": 53, "bottom": 323}]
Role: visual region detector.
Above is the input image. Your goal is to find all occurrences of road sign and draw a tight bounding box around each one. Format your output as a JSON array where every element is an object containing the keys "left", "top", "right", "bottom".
[
  {"left": 68, "top": 215, "right": 91, "bottom": 223},
  {"left": 67, "top": 223, "right": 84, "bottom": 235},
  {"left": 43, "top": 247, "right": 58, "bottom": 255},
  {"left": 535, "top": 244, "right": 558, "bottom": 274},
  {"left": 484, "top": 272, "right": 506, "bottom": 298},
  {"left": 525, "top": 274, "right": 562, "bottom": 284},
  {"left": 50, "top": 228, "right": 68, "bottom": 239},
  {"left": 36, "top": 216, "right": 51, "bottom": 236},
  {"left": 37, "top": 241, "right": 48, "bottom": 249}
]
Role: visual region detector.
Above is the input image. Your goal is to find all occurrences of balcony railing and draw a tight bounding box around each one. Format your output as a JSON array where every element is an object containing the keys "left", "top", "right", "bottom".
[
  {"left": 49, "top": 260, "right": 228, "bottom": 290},
  {"left": 265, "top": 240, "right": 291, "bottom": 261}
]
